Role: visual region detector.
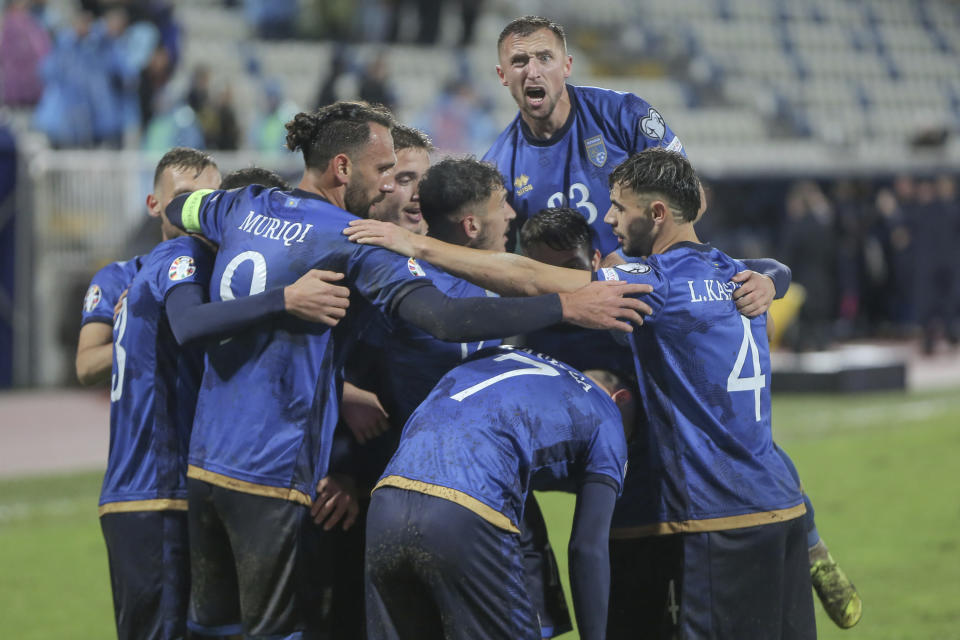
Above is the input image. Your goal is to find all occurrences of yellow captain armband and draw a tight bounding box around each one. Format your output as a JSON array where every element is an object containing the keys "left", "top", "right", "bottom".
[{"left": 181, "top": 189, "right": 215, "bottom": 233}]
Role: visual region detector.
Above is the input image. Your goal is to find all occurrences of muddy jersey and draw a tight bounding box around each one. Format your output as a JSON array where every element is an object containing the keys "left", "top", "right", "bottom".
[
  {"left": 176, "top": 186, "right": 430, "bottom": 505},
  {"left": 595, "top": 244, "right": 804, "bottom": 536},
  {"left": 376, "top": 346, "right": 627, "bottom": 533},
  {"left": 100, "top": 237, "right": 213, "bottom": 513}
]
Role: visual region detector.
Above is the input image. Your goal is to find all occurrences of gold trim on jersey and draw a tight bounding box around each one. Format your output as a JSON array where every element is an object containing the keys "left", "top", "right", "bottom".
[
  {"left": 609, "top": 503, "right": 807, "bottom": 539},
  {"left": 98, "top": 498, "right": 188, "bottom": 517},
  {"left": 187, "top": 465, "right": 313, "bottom": 508},
  {"left": 374, "top": 475, "right": 521, "bottom": 534}
]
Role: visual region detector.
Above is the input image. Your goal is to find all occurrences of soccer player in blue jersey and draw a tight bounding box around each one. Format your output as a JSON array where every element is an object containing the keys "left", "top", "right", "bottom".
[
  {"left": 520, "top": 206, "right": 862, "bottom": 633},
  {"left": 366, "top": 345, "right": 633, "bottom": 640},
  {"left": 98, "top": 150, "right": 352, "bottom": 640},
  {"left": 346, "top": 148, "right": 819, "bottom": 638},
  {"left": 367, "top": 123, "right": 432, "bottom": 234},
  {"left": 484, "top": 15, "right": 686, "bottom": 258},
  {"left": 164, "top": 102, "right": 649, "bottom": 639}
]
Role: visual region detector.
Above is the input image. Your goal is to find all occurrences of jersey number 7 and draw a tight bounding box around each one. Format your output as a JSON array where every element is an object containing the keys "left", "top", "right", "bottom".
[{"left": 450, "top": 353, "right": 560, "bottom": 402}]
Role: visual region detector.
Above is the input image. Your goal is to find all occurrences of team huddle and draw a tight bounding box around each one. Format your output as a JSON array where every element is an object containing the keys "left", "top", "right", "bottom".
[{"left": 76, "top": 16, "right": 861, "bottom": 640}]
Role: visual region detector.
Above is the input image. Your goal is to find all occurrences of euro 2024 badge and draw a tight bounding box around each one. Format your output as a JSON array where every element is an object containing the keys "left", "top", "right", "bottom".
[
  {"left": 169, "top": 256, "right": 197, "bottom": 281},
  {"left": 83, "top": 284, "right": 102, "bottom": 312},
  {"left": 584, "top": 135, "right": 607, "bottom": 167},
  {"left": 407, "top": 257, "right": 426, "bottom": 277}
]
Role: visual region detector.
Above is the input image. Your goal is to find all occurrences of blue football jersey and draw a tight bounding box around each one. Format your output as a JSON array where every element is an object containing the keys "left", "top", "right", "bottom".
[
  {"left": 179, "top": 186, "right": 431, "bottom": 505},
  {"left": 366, "top": 259, "right": 502, "bottom": 427},
  {"left": 483, "top": 84, "right": 684, "bottom": 256},
  {"left": 81, "top": 257, "right": 142, "bottom": 327},
  {"left": 100, "top": 236, "right": 213, "bottom": 513},
  {"left": 376, "top": 346, "right": 628, "bottom": 533},
  {"left": 521, "top": 325, "right": 634, "bottom": 379},
  {"left": 595, "top": 243, "right": 804, "bottom": 535}
]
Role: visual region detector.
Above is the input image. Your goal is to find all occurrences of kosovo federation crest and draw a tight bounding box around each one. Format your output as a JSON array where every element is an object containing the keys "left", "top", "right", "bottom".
[{"left": 584, "top": 135, "right": 608, "bottom": 168}]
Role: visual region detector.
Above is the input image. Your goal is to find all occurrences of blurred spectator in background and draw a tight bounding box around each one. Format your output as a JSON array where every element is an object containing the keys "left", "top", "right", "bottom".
[
  {"left": 415, "top": 78, "right": 497, "bottom": 155},
  {"left": 141, "top": 89, "right": 204, "bottom": 152},
  {"left": 247, "top": 77, "right": 297, "bottom": 153},
  {"left": 244, "top": 0, "right": 298, "bottom": 39},
  {"left": 186, "top": 64, "right": 239, "bottom": 150},
  {"left": 912, "top": 176, "right": 959, "bottom": 353},
  {"left": 832, "top": 180, "right": 866, "bottom": 339},
  {"left": 387, "top": 0, "right": 441, "bottom": 45},
  {"left": 138, "top": 42, "right": 173, "bottom": 132},
  {"left": 0, "top": 0, "right": 51, "bottom": 107},
  {"left": 32, "top": 6, "right": 160, "bottom": 147},
  {"left": 358, "top": 51, "right": 396, "bottom": 112},
  {"left": 315, "top": 46, "right": 354, "bottom": 109},
  {"left": 779, "top": 181, "right": 837, "bottom": 351}
]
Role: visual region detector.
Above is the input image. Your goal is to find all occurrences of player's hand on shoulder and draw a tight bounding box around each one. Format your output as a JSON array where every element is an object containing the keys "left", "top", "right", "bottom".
[
  {"left": 559, "top": 280, "right": 653, "bottom": 333},
  {"left": 341, "top": 383, "right": 391, "bottom": 444},
  {"left": 732, "top": 270, "right": 775, "bottom": 318},
  {"left": 343, "top": 219, "right": 418, "bottom": 257},
  {"left": 283, "top": 270, "right": 350, "bottom": 326},
  {"left": 312, "top": 474, "right": 360, "bottom": 531}
]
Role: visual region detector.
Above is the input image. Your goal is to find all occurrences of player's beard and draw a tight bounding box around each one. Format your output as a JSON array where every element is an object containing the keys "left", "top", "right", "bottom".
[
  {"left": 622, "top": 211, "right": 655, "bottom": 258},
  {"left": 344, "top": 181, "right": 383, "bottom": 218}
]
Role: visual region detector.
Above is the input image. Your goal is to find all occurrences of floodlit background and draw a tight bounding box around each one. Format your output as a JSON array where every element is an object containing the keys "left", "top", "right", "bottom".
[{"left": 1, "top": 0, "right": 959, "bottom": 638}]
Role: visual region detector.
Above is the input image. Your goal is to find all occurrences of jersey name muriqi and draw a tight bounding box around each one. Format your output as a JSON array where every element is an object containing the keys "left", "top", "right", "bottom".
[
  {"left": 379, "top": 346, "right": 627, "bottom": 532},
  {"left": 483, "top": 84, "right": 684, "bottom": 256},
  {"left": 101, "top": 237, "right": 212, "bottom": 510},
  {"left": 180, "top": 186, "right": 430, "bottom": 503},
  {"left": 595, "top": 243, "right": 803, "bottom": 533}
]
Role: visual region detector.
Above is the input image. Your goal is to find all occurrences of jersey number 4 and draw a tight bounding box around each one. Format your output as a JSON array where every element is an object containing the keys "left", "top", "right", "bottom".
[
  {"left": 726, "top": 315, "right": 766, "bottom": 421},
  {"left": 450, "top": 353, "right": 559, "bottom": 402}
]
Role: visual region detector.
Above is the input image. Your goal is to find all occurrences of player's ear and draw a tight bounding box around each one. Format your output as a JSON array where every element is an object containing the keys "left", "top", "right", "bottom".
[
  {"left": 332, "top": 153, "right": 351, "bottom": 185},
  {"left": 146, "top": 193, "right": 161, "bottom": 218},
  {"left": 495, "top": 65, "right": 507, "bottom": 86},
  {"left": 590, "top": 249, "right": 602, "bottom": 271},
  {"left": 461, "top": 214, "right": 480, "bottom": 240},
  {"left": 651, "top": 200, "right": 668, "bottom": 223},
  {"left": 610, "top": 387, "right": 633, "bottom": 409},
  {"left": 563, "top": 54, "right": 573, "bottom": 78}
]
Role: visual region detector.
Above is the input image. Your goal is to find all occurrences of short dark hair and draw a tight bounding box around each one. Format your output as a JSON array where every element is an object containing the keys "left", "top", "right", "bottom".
[
  {"left": 419, "top": 157, "right": 504, "bottom": 239},
  {"left": 520, "top": 207, "right": 592, "bottom": 254},
  {"left": 285, "top": 101, "right": 395, "bottom": 170},
  {"left": 153, "top": 147, "right": 217, "bottom": 187},
  {"left": 608, "top": 149, "right": 701, "bottom": 223},
  {"left": 497, "top": 16, "right": 567, "bottom": 53},
  {"left": 391, "top": 124, "right": 434, "bottom": 153},
  {"left": 220, "top": 167, "right": 290, "bottom": 190}
]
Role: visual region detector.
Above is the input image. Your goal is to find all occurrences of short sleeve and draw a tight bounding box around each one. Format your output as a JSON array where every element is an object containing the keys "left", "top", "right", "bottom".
[
  {"left": 346, "top": 247, "right": 434, "bottom": 315},
  {"left": 155, "top": 240, "right": 215, "bottom": 300},
  {"left": 622, "top": 93, "right": 685, "bottom": 157},
  {"left": 583, "top": 408, "right": 629, "bottom": 497},
  {"left": 80, "top": 262, "right": 134, "bottom": 326},
  {"left": 595, "top": 262, "right": 668, "bottom": 320}
]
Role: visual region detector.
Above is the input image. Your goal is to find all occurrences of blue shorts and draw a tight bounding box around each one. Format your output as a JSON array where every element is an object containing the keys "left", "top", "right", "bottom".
[
  {"left": 186, "top": 479, "right": 324, "bottom": 639},
  {"left": 100, "top": 509, "right": 190, "bottom": 640},
  {"left": 365, "top": 487, "right": 539, "bottom": 640},
  {"left": 607, "top": 517, "right": 816, "bottom": 639}
]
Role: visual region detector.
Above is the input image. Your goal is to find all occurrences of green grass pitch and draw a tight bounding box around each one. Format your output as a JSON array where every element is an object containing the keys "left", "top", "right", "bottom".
[{"left": 2, "top": 389, "right": 959, "bottom": 638}]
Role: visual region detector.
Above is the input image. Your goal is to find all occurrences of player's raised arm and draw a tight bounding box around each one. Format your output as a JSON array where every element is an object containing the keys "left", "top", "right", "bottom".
[{"left": 346, "top": 219, "right": 649, "bottom": 301}]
